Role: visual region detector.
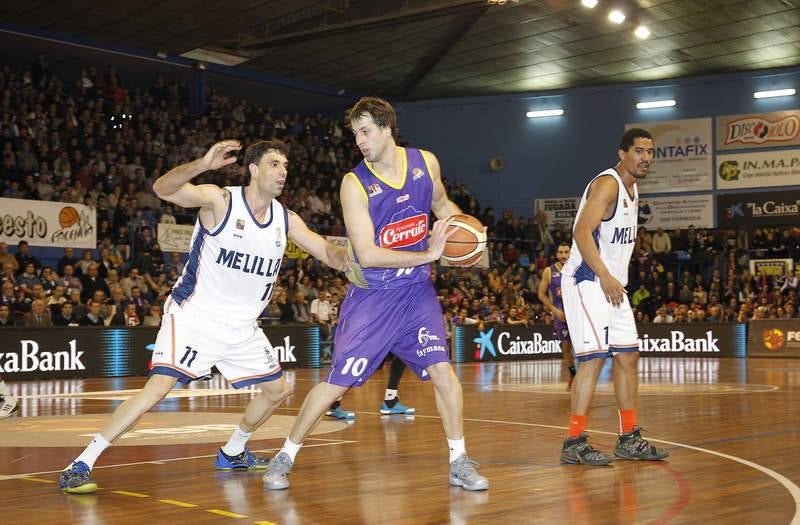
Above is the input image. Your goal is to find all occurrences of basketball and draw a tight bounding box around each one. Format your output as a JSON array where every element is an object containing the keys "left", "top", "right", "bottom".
[
  {"left": 58, "top": 206, "right": 80, "bottom": 228},
  {"left": 442, "top": 214, "right": 487, "bottom": 267}
]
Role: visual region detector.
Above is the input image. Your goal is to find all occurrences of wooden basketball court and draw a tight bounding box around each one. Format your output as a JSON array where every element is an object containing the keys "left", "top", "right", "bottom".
[{"left": 1, "top": 358, "right": 798, "bottom": 524}]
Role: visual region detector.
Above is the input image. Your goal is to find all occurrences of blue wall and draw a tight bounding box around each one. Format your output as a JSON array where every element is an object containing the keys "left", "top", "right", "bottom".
[{"left": 396, "top": 67, "right": 800, "bottom": 217}]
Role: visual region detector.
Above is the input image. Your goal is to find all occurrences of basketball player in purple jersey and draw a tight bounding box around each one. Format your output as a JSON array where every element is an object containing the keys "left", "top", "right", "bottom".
[
  {"left": 538, "top": 242, "right": 577, "bottom": 390},
  {"left": 264, "top": 97, "right": 489, "bottom": 491}
]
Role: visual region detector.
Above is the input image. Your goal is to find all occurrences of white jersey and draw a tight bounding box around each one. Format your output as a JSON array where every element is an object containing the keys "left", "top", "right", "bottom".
[
  {"left": 166, "top": 186, "right": 287, "bottom": 327},
  {"left": 562, "top": 168, "right": 638, "bottom": 287}
]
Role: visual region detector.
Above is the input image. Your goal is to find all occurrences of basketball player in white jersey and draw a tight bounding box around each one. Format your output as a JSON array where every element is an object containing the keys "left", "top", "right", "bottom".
[
  {"left": 559, "top": 129, "right": 668, "bottom": 465},
  {"left": 59, "top": 140, "right": 351, "bottom": 493}
]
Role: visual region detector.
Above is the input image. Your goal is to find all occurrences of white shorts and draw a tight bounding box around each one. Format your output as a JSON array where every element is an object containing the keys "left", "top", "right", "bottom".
[
  {"left": 562, "top": 279, "right": 639, "bottom": 362},
  {"left": 151, "top": 303, "right": 281, "bottom": 388}
]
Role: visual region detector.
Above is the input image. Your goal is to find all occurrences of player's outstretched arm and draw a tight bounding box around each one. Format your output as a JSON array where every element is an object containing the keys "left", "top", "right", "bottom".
[
  {"left": 287, "top": 211, "right": 350, "bottom": 272},
  {"left": 422, "top": 150, "right": 462, "bottom": 220},
  {"left": 574, "top": 175, "right": 625, "bottom": 307},
  {"left": 153, "top": 140, "right": 239, "bottom": 218},
  {"left": 341, "top": 172, "right": 456, "bottom": 268}
]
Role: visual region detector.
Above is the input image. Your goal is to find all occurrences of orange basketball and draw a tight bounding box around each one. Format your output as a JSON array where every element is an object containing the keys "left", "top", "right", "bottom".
[
  {"left": 59, "top": 206, "right": 81, "bottom": 228},
  {"left": 442, "top": 214, "right": 487, "bottom": 267}
]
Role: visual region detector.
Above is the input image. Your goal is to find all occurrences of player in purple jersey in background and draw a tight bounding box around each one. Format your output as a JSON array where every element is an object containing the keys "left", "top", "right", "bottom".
[
  {"left": 264, "top": 97, "right": 489, "bottom": 492},
  {"left": 538, "top": 242, "right": 576, "bottom": 390}
]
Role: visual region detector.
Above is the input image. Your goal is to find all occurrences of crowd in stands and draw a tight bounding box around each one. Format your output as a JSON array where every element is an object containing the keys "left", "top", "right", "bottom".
[{"left": 0, "top": 58, "right": 798, "bottom": 336}]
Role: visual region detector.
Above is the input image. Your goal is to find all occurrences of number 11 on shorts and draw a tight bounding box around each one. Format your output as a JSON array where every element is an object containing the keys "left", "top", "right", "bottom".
[{"left": 180, "top": 346, "right": 198, "bottom": 367}]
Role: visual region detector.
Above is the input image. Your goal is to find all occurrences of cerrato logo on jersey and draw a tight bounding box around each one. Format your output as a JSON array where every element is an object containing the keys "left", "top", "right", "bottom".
[
  {"left": 416, "top": 326, "right": 446, "bottom": 357},
  {"left": 275, "top": 227, "right": 282, "bottom": 247},
  {"left": 379, "top": 213, "right": 428, "bottom": 249},
  {"left": 0, "top": 339, "right": 85, "bottom": 372},
  {"left": 368, "top": 183, "right": 383, "bottom": 197}
]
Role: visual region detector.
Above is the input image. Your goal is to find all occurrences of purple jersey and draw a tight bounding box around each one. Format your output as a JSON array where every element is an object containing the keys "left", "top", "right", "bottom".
[
  {"left": 548, "top": 263, "right": 564, "bottom": 310},
  {"left": 348, "top": 147, "right": 432, "bottom": 289}
]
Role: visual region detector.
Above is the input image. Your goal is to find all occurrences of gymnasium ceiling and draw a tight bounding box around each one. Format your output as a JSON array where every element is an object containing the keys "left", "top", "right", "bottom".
[{"left": 2, "top": 0, "right": 799, "bottom": 99}]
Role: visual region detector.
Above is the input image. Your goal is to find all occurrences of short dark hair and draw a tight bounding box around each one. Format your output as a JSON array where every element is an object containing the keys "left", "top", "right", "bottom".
[
  {"left": 244, "top": 140, "right": 290, "bottom": 168},
  {"left": 619, "top": 128, "right": 653, "bottom": 152},
  {"left": 346, "top": 97, "right": 398, "bottom": 139},
  {"left": 558, "top": 241, "right": 571, "bottom": 249}
]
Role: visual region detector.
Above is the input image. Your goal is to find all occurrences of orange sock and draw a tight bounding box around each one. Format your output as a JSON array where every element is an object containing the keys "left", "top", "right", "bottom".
[
  {"left": 568, "top": 413, "right": 587, "bottom": 438},
  {"left": 618, "top": 409, "right": 637, "bottom": 433}
]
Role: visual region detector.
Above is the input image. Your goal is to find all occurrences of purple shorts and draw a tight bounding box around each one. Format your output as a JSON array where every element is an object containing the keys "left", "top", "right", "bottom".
[
  {"left": 326, "top": 281, "right": 450, "bottom": 387},
  {"left": 553, "top": 320, "right": 570, "bottom": 341}
]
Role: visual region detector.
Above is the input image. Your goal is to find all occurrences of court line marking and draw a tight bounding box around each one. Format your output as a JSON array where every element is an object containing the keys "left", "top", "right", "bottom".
[
  {"left": 370, "top": 411, "right": 800, "bottom": 525},
  {"left": 159, "top": 499, "right": 198, "bottom": 508},
  {"left": 112, "top": 490, "right": 149, "bottom": 498},
  {"left": 20, "top": 476, "right": 56, "bottom": 484},
  {"left": 0, "top": 440, "right": 356, "bottom": 480},
  {"left": 207, "top": 509, "right": 247, "bottom": 518}
]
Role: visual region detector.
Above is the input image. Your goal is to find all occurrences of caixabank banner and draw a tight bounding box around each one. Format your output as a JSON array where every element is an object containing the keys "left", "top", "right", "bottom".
[
  {"left": 717, "top": 190, "right": 800, "bottom": 230},
  {"left": 0, "top": 325, "right": 321, "bottom": 380},
  {"left": 748, "top": 320, "right": 800, "bottom": 357},
  {"left": 454, "top": 323, "right": 746, "bottom": 362}
]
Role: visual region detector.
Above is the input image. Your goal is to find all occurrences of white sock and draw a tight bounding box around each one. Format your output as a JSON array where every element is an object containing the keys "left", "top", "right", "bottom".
[
  {"left": 74, "top": 434, "right": 111, "bottom": 470},
  {"left": 0, "top": 381, "right": 6, "bottom": 394},
  {"left": 447, "top": 437, "right": 466, "bottom": 463},
  {"left": 281, "top": 438, "right": 303, "bottom": 463},
  {"left": 384, "top": 389, "right": 398, "bottom": 401},
  {"left": 222, "top": 426, "right": 253, "bottom": 456}
]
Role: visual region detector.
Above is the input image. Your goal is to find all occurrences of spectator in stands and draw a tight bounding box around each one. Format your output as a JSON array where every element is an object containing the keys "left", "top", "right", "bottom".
[
  {"left": 651, "top": 226, "right": 671, "bottom": 259},
  {"left": 310, "top": 290, "right": 333, "bottom": 340},
  {"left": 17, "top": 263, "right": 40, "bottom": 289},
  {"left": 56, "top": 247, "right": 77, "bottom": 275},
  {"left": 111, "top": 302, "right": 140, "bottom": 327},
  {"left": 24, "top": 298, "right": 52, "bottom": 326},
  {"left": 53, "top": 301, "right": 77, "bottom": 326},
  {"left": 142, "top": 303, "right": 163, "bottom": 327},
  {"left": 15, "top": 241, "right": 41, "bottom": 275},
  {"left": 80, "top": 262, "right": 110, "bottom": 302},
  {"left": 79, "top": 299, "right": 105, "bottom": 326},
  {"left": 57, "top": 264, "right": 82, "bottom": 297},
  {"left": 120, "top": 267, "right": 147, "bottom": 297},
  {"left": 0, "top": 303, "right": 14, "bottom": 327},
  {"left": 291, "top": 292, "right": 311, "bottom": 323},
  {"left": 0, "top": 242, "right": 18, "bottom": 274}
]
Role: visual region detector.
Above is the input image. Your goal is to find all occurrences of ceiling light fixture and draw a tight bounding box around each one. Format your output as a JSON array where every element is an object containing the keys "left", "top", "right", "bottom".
[
  {"left": 636, "top": 99, "right": 676, "bottom": 109},
  {"left": 581, "top": 0, "right": 599, "bottom": 7},
  {"left": 526, "top": 109, "right": 565, "bottom": 118},
  {"left": 608, "top": 9, "right": 626, "bottom": 24},
  {"left": 634, "top": 25, "right": 650, "bottom": 39},
  {"left": 753, "top": 88, "right": 796, "bottom": 99}
]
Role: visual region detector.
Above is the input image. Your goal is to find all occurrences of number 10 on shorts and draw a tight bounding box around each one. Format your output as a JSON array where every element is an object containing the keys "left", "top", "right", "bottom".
[{"left": 341, "top": 357, "right": 368, "bottom": 376}]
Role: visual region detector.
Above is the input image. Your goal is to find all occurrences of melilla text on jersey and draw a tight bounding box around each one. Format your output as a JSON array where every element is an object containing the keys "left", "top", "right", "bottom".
[
  {"left": 216, "top": 247, "right": 281, "bottom": 277},
  {"left": 611, "top": 226, "right": 636, "bottom": 244}
]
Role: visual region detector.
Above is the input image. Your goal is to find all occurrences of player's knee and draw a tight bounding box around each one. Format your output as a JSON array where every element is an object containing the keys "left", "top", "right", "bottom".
[
  {"left": 615, "top": 351, "right": 639, "bottom": 369},
  {"left": 143, "top": 374, "right": 177, "bottom": 401},
  {"left": 260, "top": 379, "right": 292, "bottom": 404},
  {"left": 427, "top": 362, "right": 457, "bottom": 387}
]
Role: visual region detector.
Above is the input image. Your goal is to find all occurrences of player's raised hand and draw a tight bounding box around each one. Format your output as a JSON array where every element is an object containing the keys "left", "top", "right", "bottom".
[
  {"left": 599, "top": 273, "right": 627, "bottom": 308},
  {"left": 427, "top": 217, "right": 458, "bottom": 260},
  {"left": 201, "top": 140, "right": 241, "bottom": 171}
]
